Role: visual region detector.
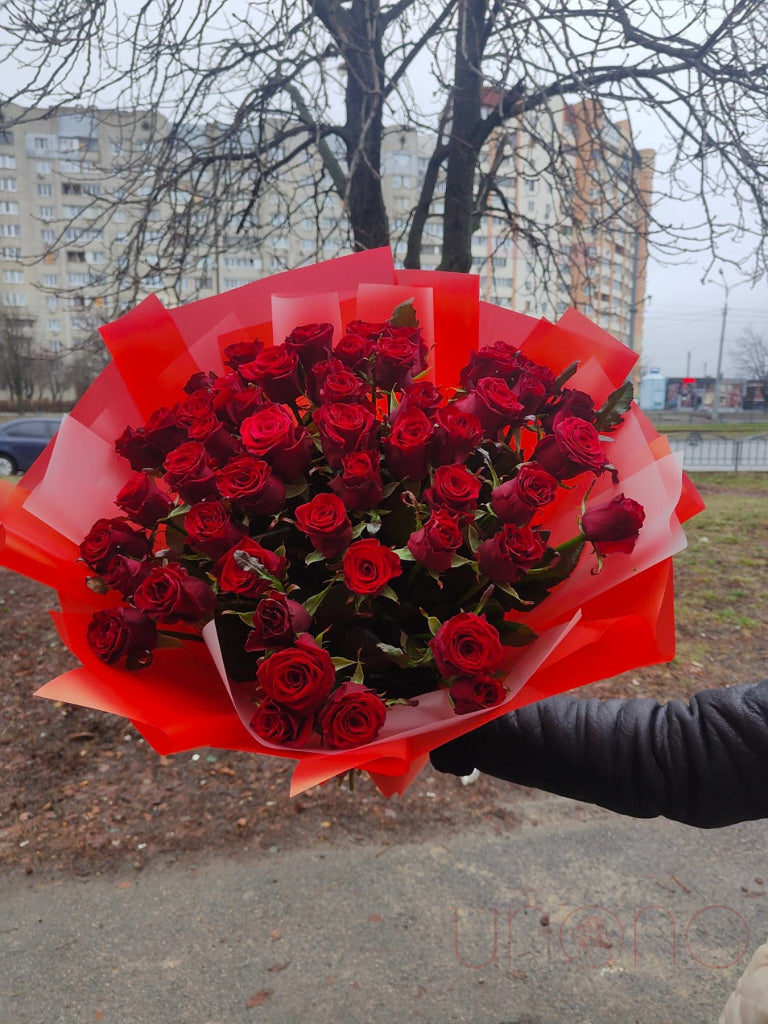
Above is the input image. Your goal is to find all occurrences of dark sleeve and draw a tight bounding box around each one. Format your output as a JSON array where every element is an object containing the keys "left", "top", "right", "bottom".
[{"left": 430, "top": 680, "right": 768, "bottom": 828}]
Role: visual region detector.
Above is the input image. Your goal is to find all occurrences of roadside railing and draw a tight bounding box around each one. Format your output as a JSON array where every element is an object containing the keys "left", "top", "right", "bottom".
[{"left": 666, "top": 433, "right": 768, "bottom": 472}]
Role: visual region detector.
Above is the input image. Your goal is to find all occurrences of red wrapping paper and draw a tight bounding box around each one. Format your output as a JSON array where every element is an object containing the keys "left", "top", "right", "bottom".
[{"left": 0, "top": 249, "right": 703, "bottom": 796}]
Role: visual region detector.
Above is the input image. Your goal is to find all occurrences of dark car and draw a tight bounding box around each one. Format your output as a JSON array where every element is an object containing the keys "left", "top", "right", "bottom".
[{"left": 0, "top": 416, "right": 63, "bottom": 476}]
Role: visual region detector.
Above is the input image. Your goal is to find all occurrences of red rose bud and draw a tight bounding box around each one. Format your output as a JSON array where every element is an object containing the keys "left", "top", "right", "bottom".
[
  {"left": 334, "top": 327, "right": 378, "bottom": 370},
  {"left": 390, "top": 379, "right": 443, "bottom": 424},
  {"left": 407, "top": 509, "right": 463, "bottom": 572},
  {"left": 295, "top": 493, "right": 353, "bottom": 558},
  {"left": 80, "top": 517, "right": 151, "bottom": 573},
  {"left": 342, "top": 538, "right": 402, "bottom": 597},
  {"left": 449, "top": 676, "right": 507, "bottom": 715},
  {"left": 240, "top": 404, "right": 313, "bottom": 480},
  {"left": 313, "top": 402, "right": 377, "bottom": 470},
  {"left": 223, "top": 338, "right": 264, "bottom": 369},
  {"left": 459, "top": 340, "right": 520, "bottom": 388},
  {"left": 239, "top": 345, "right": 302, "bottom": 404},
  {"left": 491, "top": 463, "right": 558, "bottom": 525},
  {"left": 216, "top": 455, "right": 286, "bottom": 516},
  {"left": 141, "top": 406, "right": 188, "bottom": 459},
  {"left": 284, "top": 322, "right": 335, "bottom": 371},
  {"left": 476, "top": 524, "right": 548, "bottom": 584},
  {"left": 319, "top": 682, "right": 387, "bottom": 749},
  {"left": 177, "top": 389, "right": 214, "bottom": 427},
  {"left": 133, "top": 563, "right": 216, "bottom": 623},
  {"left": 187, "top": 413, "right": 237, "bottom": 466},
  {"left": 512, "top": 370, "right": 550, "bottom": 416},
  {"left": 116, "top": 472, "right": 174, "bottom": 528},
  {"left": 244, "top": 592, "right": 312, "bottom": 650},
  {"left": 250, "top": 699, "right": 314, "bottom": 748},
  {"left": 581, "top": 493, "right": 645, "bottom": 555},
  {"left": 431, "top": 406, "right": 483, "bottom": 466},
  {"left": 541, "top": 388, "right": 597, "bottom": 430},
  {"left": 373, "top": 326, "right": 425, "bottom": 390},
  {"left": 455, "top": 377, "right": 525, "bottom": 436},
  {"left": 114, "top": 425, "right": 165, "bottom": 472},
  {"left": 86, "top": 607, "right": 157, "bottom": 666},
  {"left": 329, "top": 450, "right": 384, "bottom": 511},
  {"left": 430, "top": 612, "right": 504, "bottom": 680},
  {"left": 210, "top": 372, "right": 264, "bottom": 427},
  {"left": 256, "top": 634, "right": 335, "bottom": 713},
  {"left": 425, "top": 463, "right": 482, "bottom": 516},
  {"left": 319, "top": 367, "right": 369, "bottom": 406},
  {"left": 163, "top": 441, "right": 219, "bottom": 503},
  {"left": 384, "top": 406, "right": 433, "bottom": 479},
  {"left": 215, "top": 538, "right": 288, "bottom": 598},
  {"left": 532, "top": 414, "right": 607, "bottom": 480},
  {"left": 102, "top": 555, "right": 153, "bottom": 597},
  {"left": 184, "top": 501, "right": 247, "bottom": 560},
  {"left": 183, "top": 370, "right": 217, "bottom": 395}
]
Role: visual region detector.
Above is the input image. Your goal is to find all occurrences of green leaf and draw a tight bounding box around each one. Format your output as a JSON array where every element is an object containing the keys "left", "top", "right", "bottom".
[
  {"left": 390, "top": 298, "right": 419, "bottom": 328},
  {"left": 497, "top": 620, "right": 539, "bottom": 646},
  {"left": 304, "top": 583, "right": 333, "bottom": 617},
  {"left": 426, "top": 615, "right": 442, "bottom": 636},
  {"left": 375, "top": 643, "right": 412, "bottom": 668},
  {"left": 450, "top": 554, "right": 473, "bottom": 568},
  {"left": 381, "top": 480, "right": 401, "bottom": 500},
  {"left": 596, "top": 381, "right": 634, "bottom": 432},
  {"left": 378, "top": 585, "right": 400, "bottom": 602},
  {"left": 283, "top": 482, "right": 309, "bottom": 500},
  {"left": 390, "top": 546, "right": 415, "bottom": 561},
  {"left": 305, "top": 550, "right": 326, "bottom": 565},
  {"left": 351, "top": 521, "right": 368, "bottom": 539},
  {"left": 467, "top": 523, "right": 481, "bottom": 554},
  {"left": 331, "top": 656, "right": 356, "bottom": 670},
  {"left": 351, "top": 661, "right": 365, "bottom": 686},
  {"left": 555, "top": 360, "right": 580, "bottom": 389}
]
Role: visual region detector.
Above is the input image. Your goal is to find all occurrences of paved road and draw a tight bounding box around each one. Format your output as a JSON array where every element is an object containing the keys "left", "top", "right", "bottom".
[{"left": 2, "top": 793, "right": 767, "bottom": 1024}]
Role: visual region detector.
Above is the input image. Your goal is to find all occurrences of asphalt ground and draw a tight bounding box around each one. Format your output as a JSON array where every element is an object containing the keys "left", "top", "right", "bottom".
[{"left": 2, "top": 790, "right": 767, "bottom": 1024}]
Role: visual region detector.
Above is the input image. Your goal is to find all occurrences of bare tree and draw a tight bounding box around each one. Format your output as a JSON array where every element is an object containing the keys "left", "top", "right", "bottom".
[
  {"left": 0, "top": 308, "right": 38, "bottom": 411},
  {"left": 1, "top": 0, "right": 767, "bottom": 297},
  {"left": 732, "top": 327, "right": 768, "bottom": 388}
]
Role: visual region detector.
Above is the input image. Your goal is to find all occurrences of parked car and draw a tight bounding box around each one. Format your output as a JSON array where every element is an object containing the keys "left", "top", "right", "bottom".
[{"left": 0, "top": 416, "right": 64, "bottom": 476}]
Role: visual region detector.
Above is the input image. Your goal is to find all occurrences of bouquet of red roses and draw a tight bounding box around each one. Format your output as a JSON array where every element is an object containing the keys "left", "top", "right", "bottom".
[{"left": 0, "top": 249, "right": 702, "bottom": 795}]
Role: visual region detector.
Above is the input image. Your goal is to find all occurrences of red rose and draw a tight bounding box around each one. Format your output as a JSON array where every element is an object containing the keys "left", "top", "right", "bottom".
[
  {"left": 187, "top": 413, "right": 237, "bottom": 465},
  {"left": 216, "top": 455, "right": 286, "bottom": 516},
  {"left": 223, "top": 338, "right": 263, "bottom": 369},
  {"left": 319, "top": 682, "right": 387, "bottom": 749},
  {"left": 284, "top": 322, "right": 335, "bottom": 371},
  {"left": 430, "top": 612, "right": 504, "bottom": 680},
  {"left": 424, "top": 464, "right": 482, "bottom": 516},
  {"left": 384, "top": 407, "right": 433, "bottom": 480},
  {"left": 177, "top": 389, "right": 214, "bottom": 428},
  {"left": 319, "top": 367, "right": 369, "bottom": 405},
  {"left": 449, "top": 676, "right": 507, "bottom": 715},
  {"left": 240, "top": 404, "right": 313, "bottom": 481},
  {"left": 431, "top": 406, "right": 484, "bottom": 466},
  {"left": 459, "top": 340, "right": 520, "bottom": 388},
  {"left": 295, "top": 493, "right": 352, "bottom": 558},
  {"left": 407, "top": 509, "right": 463, "bottom": 573},
  {"left": 476, "top": 524, "right": 548, "bottom": 584},
  {"left": 455, "top": 377, "right": 525, "bottom": 436},
  {"left": 329, "top": 450, "right": 383, "bottom": 511},
  {"left": 512, "top": 369, "right": 552, "bottom": 416},
  {"left": 116, "top": 471, "right": 174, "bottom": 528},
  {"left": 313, "top": 402, "right": 377, "bottom": 469},
  {"left": 490, "top": 463, "right": 559, "bottom": 525},
  {"left": 250, "top": 699, "right": 314, "bottom": 747},
  {"left": 86, "top": 607, "right": 157, "bottom": 666},
  {"left": 215, "top": 538, "right": 288, "bottom": 598},
  {"left": 342, "top": 539, "right": 402, "bottom": 597},
  {"left": 533, "top": 414, "right": 607, "bottom": 480},
  {"left": 391, "top": 379, "right": 443, "bottom": 423},
  {"left": 80, "top": 517, "right": 151, "bottom": 573},
  {"left": 244, "top": 591, "right": 312, "bottom": 650},
  {"left": 256, "top": 634, "right": 335, "bottom": 713},
  {"left": 373, "top": 326, "right": 425, "bottom": 390},
  {"left": 184, "top": 501, "right": 246, "bottom": 560},
  {"left": 305, "top": 357, "right": 344, "bottom": 404},
  {"left": 102, "top": 555, "right": 152, "bottom": 597},
  {"left": 541, "top": 388, "right": 596, "bottom": 430},
  {"left": 183, "top": 370, "right": 217, "bottom": 394},
  {"left": 210, "top": 372, "right": 265, "bottom": 427},
  {"left": 133, "top": 563, "right": 216, "bottom": 623},
  {"left": 239, "top": 345, "right": 302, "bottom": 404},
  {"left": 333, "top": 327, "right": 378, "bottom": 370},
  {"left": 581, "top": 493, "right": 645, "bottom": 555},
  {"left": 163, "top": 441, "right": 219, "bottom": 503},
  {"left": 139, "top": 406, "right": 187, "bottom": 461}
]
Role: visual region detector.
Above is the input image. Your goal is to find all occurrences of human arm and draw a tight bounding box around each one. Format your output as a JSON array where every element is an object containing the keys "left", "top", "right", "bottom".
[{"left": 430, "top": 680, "right": 768, "bottom": 828}]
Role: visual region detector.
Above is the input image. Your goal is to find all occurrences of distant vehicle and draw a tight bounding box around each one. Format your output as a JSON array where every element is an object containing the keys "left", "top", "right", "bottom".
[{"left": 0, "top": 416, "right": 63, "bottom": 476}]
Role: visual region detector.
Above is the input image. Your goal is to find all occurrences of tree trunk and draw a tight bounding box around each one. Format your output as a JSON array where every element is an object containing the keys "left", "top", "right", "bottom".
[{"left": 439, "top": 0, "right": 487, "bottom": 273}]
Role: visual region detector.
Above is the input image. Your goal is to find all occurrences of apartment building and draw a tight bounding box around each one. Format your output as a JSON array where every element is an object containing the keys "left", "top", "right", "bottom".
[{"left": 0, "top": 99, "right": 652, "bottom": 398}]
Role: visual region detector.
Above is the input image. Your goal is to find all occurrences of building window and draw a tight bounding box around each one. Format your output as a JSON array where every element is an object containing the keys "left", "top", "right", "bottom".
[
  {"left": 0, "top": 201, "right": 19, "bottom": 214},
  {"left": 46, "top": 295, "right": 58, "bottom": 309},
  {"left": 41, "top": 229, "right": 55, "bottom": 243},
  {"left": 39, "top": 206, "right": 55, "bottom": 220},
  {"left": 34, "top": 136, "right": 50, "bottom": 151},
  {"left": 67, "top": 250, "right": 87, "bottom": 263},
  {"left": 0, "top": 155, "right": 16, "bottom": 169},
  {"left": 0, "top": 178, "right": 17, "bottom": 191},
  {"left": 0, "top": 129, "right": 14, "bottom": 144},
  {"left": 1, "top": 246, "right": 21, "bottom": 258},
  {"left": 1, "top": 223, "right": 21, "bottom": 237},
  {"left": 36, "top": 160, "right": 51, "bottom": 173},
  {"left": 3, "top": 292, "right": 26, "bottom": 306},
  {"left": 2, "top": 269, "right": 23, "bottom": 283},
  {"left": 47, "top": 318, "right": 61, "bottom": 331},
  {"left": 38, "top": 184, "right": 53, "bottom": 197}
]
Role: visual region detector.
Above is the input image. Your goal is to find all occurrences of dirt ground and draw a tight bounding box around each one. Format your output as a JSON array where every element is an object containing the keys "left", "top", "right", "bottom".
[{"left": 1, "top": 477, "right": 765, "bottom": 880}]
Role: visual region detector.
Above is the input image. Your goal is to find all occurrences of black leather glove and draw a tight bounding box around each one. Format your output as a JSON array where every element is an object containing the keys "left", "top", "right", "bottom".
[{"left": 430, "top": 679, "right": 768, "bottom": 828}]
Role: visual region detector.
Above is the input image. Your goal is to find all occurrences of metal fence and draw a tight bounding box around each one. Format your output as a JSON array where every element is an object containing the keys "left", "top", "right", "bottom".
[{"left": 667, "top": 433, "right": 768, "bottom": 472}]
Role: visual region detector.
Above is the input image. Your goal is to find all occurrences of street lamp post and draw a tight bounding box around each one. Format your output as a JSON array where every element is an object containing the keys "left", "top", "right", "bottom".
[{"left": 711, "top": 271, "right": 748, "bottom": 423}]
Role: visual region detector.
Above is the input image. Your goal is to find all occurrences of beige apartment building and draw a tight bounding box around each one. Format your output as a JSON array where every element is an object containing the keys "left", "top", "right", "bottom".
[{"left": 0, "top": 99, "right": 652, "bottom": 399}]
